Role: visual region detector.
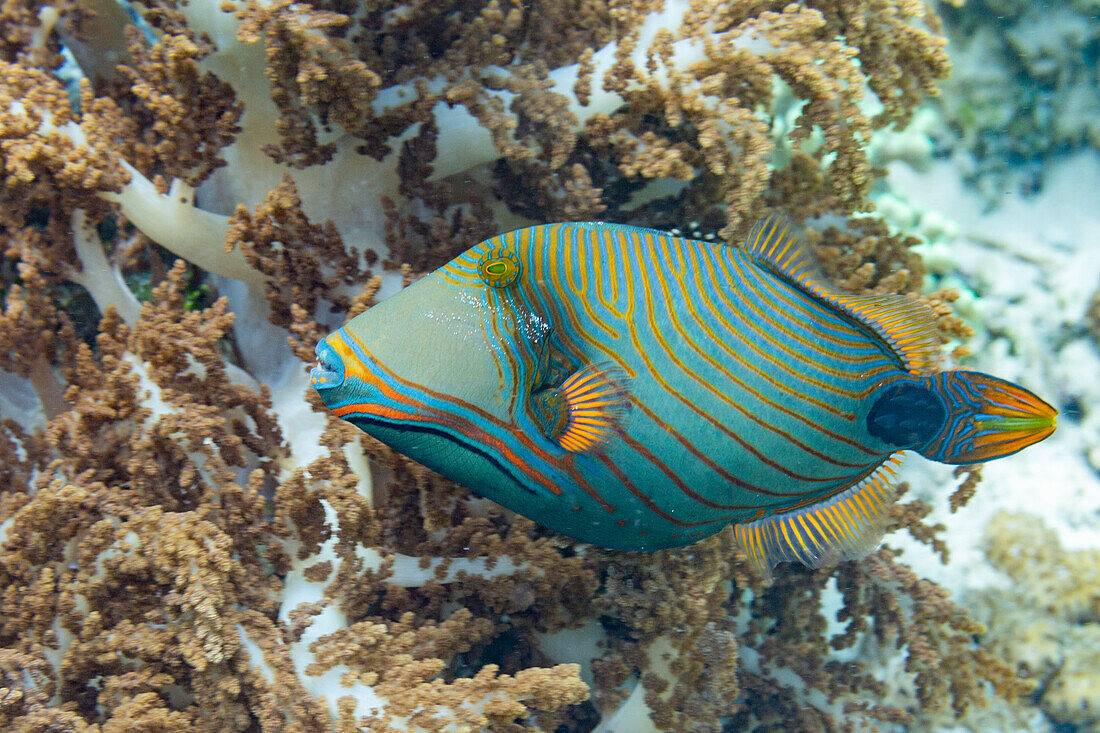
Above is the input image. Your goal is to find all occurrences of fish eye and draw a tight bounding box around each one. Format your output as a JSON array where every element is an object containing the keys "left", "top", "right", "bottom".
[{"left": 477, "top": 248, "right": 521, "bottom": 288}]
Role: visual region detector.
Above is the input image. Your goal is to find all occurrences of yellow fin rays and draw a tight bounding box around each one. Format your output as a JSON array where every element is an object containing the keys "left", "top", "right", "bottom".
[
  {"left": 742, "top": 216, "right": 942, "bottom": 374},
  {"left": 557, "top": 363, "right": 631, "bottom": 453},
  {"left": 733, "top": 455, "right": 903, "bottom": 582}
]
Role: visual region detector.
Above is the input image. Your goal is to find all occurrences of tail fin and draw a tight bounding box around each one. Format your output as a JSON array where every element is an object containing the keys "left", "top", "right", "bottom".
[{"left": 917, "top": 371, "right": 1057, "bottom": 464}]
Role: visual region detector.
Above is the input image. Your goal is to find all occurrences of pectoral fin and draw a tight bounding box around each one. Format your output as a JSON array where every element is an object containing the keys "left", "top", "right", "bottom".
[{"left": 533, "top": 363, "right": 631, "bottom": 453}]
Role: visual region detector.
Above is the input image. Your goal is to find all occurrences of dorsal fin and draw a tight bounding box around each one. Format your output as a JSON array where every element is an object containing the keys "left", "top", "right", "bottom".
[
  {"left": 817, "top": 293, "right": 942, "bottom": 373},
  {"left": 743, "top": 215, "right": 823, "bottom": 284},
  {"left": 742, "top": 216, "right": 942, "bottom": 374}
]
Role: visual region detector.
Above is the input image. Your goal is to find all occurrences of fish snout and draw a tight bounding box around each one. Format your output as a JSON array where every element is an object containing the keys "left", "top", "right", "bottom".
[{"left": 310, "top": 339, "right": 345, "bottom": 390}]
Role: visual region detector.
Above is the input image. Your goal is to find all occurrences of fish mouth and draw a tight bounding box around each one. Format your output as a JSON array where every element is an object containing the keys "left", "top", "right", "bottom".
[{"left": 310, "top": 339, "right": 345, "bottom": 389}]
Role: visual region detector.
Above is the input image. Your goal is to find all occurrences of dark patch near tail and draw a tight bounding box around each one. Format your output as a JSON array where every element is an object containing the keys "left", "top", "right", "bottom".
[{"left": 867, "top": 382, "right": 946, "bottom": 450}]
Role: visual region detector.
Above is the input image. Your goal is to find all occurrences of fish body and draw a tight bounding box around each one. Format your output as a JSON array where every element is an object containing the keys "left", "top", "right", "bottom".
[{"left": 312, "top": 220, "right": 1056, "bottom": 576}]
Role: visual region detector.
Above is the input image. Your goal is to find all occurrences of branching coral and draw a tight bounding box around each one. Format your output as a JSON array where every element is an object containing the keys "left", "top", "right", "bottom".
[
  {"left": 0, "top": 0, "right": 1022, "bottom": 730},
  {"left": 972, "top": 512, "right": 1100, "bottom": 728}
]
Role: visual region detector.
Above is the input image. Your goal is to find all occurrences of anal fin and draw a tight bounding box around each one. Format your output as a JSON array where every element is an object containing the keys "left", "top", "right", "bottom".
[{"left": 733, "top": 455, "right": 902, "bottom": 582}]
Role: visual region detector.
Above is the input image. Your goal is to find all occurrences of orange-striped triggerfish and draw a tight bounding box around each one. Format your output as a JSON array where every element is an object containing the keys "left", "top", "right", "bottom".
[{"left": 311, "top": 218, "right": 1056, "bottom": 578}]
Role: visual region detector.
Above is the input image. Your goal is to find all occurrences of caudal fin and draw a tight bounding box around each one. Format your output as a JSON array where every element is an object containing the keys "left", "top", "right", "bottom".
[{"left": 918, "top": 371, "right": 1057, "bottom": 464}]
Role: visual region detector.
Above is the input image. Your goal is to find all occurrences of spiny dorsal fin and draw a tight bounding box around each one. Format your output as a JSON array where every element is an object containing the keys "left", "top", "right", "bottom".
[
  {"left": 743, "top": 215, "right": 823, "bottom": 284},
  {"left": 733, "top": 455, "right": 903, "bottom": 582},
  {"left": 743, "top": 216, "right": 941, "bottom": 374}
]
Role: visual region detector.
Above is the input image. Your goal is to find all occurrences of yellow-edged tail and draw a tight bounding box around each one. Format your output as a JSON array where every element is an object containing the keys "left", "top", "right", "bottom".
[{"left": 917, "top": 371, "right": 1057, "bottom": 464}]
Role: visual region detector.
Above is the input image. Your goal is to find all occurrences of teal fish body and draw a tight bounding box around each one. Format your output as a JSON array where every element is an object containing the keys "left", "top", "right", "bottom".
[{"left": 312, "top": 219, "right": 1056, "bottom": 577}]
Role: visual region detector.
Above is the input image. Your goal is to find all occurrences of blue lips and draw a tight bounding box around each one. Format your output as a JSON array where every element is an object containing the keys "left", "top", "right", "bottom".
[{"left": 310, "top": 339, "right": 345, "bottom": 390}]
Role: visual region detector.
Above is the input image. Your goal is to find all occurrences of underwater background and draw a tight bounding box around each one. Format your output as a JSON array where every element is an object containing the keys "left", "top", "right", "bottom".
[{"left": 0, "top": 0, "right": 1097, "bottom": 730}]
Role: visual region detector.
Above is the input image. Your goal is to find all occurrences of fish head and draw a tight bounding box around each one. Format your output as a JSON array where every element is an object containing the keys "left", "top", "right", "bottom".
[{"left": 310, "top": 248, "right": 551, "bottom": 484}]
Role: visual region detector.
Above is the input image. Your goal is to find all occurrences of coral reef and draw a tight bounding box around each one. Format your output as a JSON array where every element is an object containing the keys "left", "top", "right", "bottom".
[
  {"left": 1087, "top": 281, "right": 1100, "bottom": 347},
  {"left": 0, "top": 0, "right": 1032, "bottom": 730},
  {"left": 867, "top": 145, "right": 1100, "bottom": 729},
  {"left": 972, "top": 512, "right": 1100, "bottom": 728},
  {"left": 936, "top": 0, "right": 1100, "bottom": 197}
]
